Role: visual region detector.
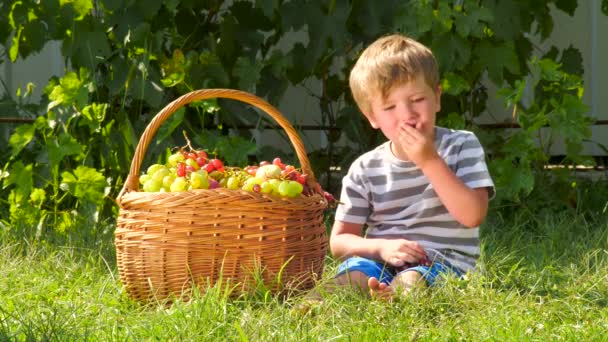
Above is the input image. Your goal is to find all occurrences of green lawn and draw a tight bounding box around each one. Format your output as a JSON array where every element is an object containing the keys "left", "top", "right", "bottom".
[{"left": 1, "top": 211, "right": 607, "bottom": 341}]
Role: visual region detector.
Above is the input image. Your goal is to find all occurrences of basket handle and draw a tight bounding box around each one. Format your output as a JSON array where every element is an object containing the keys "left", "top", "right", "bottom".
[{"left": 118, "top": 88, "right": 320, "bottom": 197}]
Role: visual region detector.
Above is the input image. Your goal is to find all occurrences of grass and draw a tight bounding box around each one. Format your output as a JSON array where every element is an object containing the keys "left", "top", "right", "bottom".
[{"left": 1, "top": 210, "right": 607, "bottom": 341}]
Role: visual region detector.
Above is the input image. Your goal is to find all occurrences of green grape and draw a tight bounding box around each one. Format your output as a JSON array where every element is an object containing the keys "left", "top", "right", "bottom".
[
  {"left": 162, "top": 174, "right": 175, "bottom": 189},
  {"left": 152, "top": 167, "right": 170, "bottom": 182},
  {"left": 170, "top": 176, "right": 188, "bottom": 192},
  {"left": 143, "top": 178, "right": 162, "bottom": 192},
  {"left": 147, "top": 163, "right": 165, "bottom": 176},
  {"left": 190, "top": 171, "right": 209, "bottom": 189},
  {"left": 168, "top": 153, "right": 185, "bottom": 167},
  {"left": 287, "top": 181, "right": 304, "bottom": 197},
  {"left": 260, "top": 181, "right": 274, "bottom": 194},
  {"left": 278, "top": 180, "right": 290, "bottom": 197},
  {"left": 242, "top": 177, "right": 263, "bottom": 192},
  {"left": 268, "top": 179, "right": 281, "bottom": 195},
  {"left": 139, "top": 174, "right": 152, "bottom": 185},
  {"left": 278, "top": 180, "right": 303, "bottom": 197},
  {"left": 227, "top": 176, "right": 240, "bottom": 190}
]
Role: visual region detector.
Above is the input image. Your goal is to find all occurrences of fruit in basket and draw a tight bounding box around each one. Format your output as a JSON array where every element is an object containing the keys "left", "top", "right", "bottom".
[
  {"left": 137, "top": 144, "right": 337, "bottom": 204},
  {"left": 256, "top": 164, "right": 282, "bottom": 180}
]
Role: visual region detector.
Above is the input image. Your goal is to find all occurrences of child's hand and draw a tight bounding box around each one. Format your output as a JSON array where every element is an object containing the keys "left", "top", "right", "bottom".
[
  {"left": 396, "top": 123, "right": 438, "bottom": 168},
  {"left": 379, "top": 239, "right": 427, "bottom": 267}
]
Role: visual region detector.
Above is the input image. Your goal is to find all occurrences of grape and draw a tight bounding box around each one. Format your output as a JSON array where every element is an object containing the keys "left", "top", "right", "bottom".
[
  {"left": 170, "top": 177, "right": 188, "bottom": 192},
  {"left": 176, "top": 162, "right": 187, "bottom": 177},
  {"left": 226, "top": 176, "right": 240, "bottom": 190},
  {"left": 168, "top": 153, "right": 185, "bottom": 166},
  {"left": 152, "top": 167, "right": 170, "bottom": 182},
  {"left": 208, "top": 178, "right": 220, "bottom": 189},
  {"left": 190, "top": 171, "right": 210, "bottom": 189},
  {"left": 143, "top": 178, "right": 162, "bottom": 192},
  {"left": 267, "top": 179, "right": 281, "bottom": 195},
  {"left": 162, "top": 175, "right": 175, "bottom": 191},
  {"left": 287, "top": 181, "right": 303, "bottom": 197},
  {"left": 260, "top": 181, "right": 274, "bottom": 194},
  {"left": 242, "top": 177, "right": 263, "bottom": 192},
  {"left": 147, "top": 163, "right": 165, "bottom": 176},
  {"left": 185, "top": 158, "right": 200, "bottom": 170},
  {"left": 252, "top": 184, "right": 261, "bottom": 192},
  {"left": 139, "top": 174, "right": 151, "bottom": 185},
  {"left": 278, "top": 180, "right": 303, "bottom": 197}
]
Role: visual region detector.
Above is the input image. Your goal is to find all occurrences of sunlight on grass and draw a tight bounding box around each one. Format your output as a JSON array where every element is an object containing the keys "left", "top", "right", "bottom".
[{"left": 0, "top": 211, "right": 607, "bottom": 340}]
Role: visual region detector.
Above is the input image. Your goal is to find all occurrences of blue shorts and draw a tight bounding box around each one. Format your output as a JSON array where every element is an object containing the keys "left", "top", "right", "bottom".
[{"left": 335, "top": 256, "right": 463, "bottom": 286}]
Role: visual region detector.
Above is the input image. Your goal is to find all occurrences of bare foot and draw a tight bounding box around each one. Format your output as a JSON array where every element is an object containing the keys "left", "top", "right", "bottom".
[{"left": 368, "top": 277, "right": 395, "bottom": 301}]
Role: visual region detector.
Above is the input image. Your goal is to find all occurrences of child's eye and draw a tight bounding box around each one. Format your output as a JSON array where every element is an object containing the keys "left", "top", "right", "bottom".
[
  {"left": 412, "top": 97, "right": 425, "bottom": 103},
  {"left": 382, "top": 105, "right": 395, "bottom": 111}
]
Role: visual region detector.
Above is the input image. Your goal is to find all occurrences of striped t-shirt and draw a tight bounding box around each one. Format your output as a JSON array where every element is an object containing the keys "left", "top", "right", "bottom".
[{"left": 334, "top": 126, "right": 495, "bottom": 272}]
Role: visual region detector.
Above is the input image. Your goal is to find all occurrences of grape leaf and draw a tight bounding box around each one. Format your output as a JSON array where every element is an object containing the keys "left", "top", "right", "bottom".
[
  {"left": 47, "top": 133, "right": 83, "bottom": 167},
  {"left": 559, "top": 45, "right": 584, "bottom": 76},
  {"left": 455, "top": 4, "right": 493, "bottom": 38},
  {"left": 234, "top": 56, "right": 263, "bottom": 93},
  {"left": 431, "top": 33, "right": 470, "bottom": 72},
  {"left": 60, "top": 166, "right": 107, "bottom": 204},
  {"left": 441, "top": 72, "right": 470, "bottom": 96},
  {"left": 3, "top": 161, "right": 33, "bottom": 201},
  {"left": 554, "top": 0, "right": 578, "bottom": 16},
  {"left": 9, "top": 124, "right": 35, "bottom": 157},
  {"left": 474, "top": 40, "right": 520, "bottom": 84},
  {"left": 395, "top": 0, "right": 433, "bottom": 38}
]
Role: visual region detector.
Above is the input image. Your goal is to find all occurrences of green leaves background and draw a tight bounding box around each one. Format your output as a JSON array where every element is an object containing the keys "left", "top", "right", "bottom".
[{"left": 0, "top": 0, "right": 601, "bottom": 240}]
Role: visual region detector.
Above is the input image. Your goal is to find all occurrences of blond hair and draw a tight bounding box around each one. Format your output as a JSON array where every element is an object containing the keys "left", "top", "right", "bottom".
[{"left": 349, "top": 34, "right": 439, "bottom": 115}]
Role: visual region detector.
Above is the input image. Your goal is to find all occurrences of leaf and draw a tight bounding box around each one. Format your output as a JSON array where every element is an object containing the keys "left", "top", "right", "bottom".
[
  {"left": 216, "top": 135, "right": 257, "bottom": 166},
  {"left": 154, "top": 107, "right": 185, "bottom": 145},
  {"left": 474, "top": 40, "right": 520, "bottom": 84},
  {"left": 431, "top": 33, "right": 470, "bottom": 72},
  {"left": 454, "top": 4, "right": 493, "bottom": 38},
  {"left": 81, "top": 102, "right": 108, "bottom": 132},
  {"left": 47, "top": 133, "right": 84, "bottom": 167},
  {"left": 554, "top": 0, "right": 578, "bottom": 16},
  {"left": 135, "top": 0, "right": 162, "bottom": 20},
  {"left": 394, "top": 0, "right": 433, "bottom": 38},
  {"left": 483, "top": 1, "right": 525, "bottom": 41},
  {"left": 537, "top": 58, "right": 563, "bottom": 82},
  {"left": 559, "top": 45, "right": 584, "bottom": 76},
  {"left": 9, "top": 124, "right": 35, "bottom": 157},
  {"left": 441, "top": 72, "right": 470, "bottom": 96},
  {"left": 62, "top": 25, "right": 111, "bottom": 71},
  {"left": 234, "top": 56, "right": 263, "bottom": 93},
  {"left": 3, "top": 161, "right": 33, "bottom": 202},
  {"left": 60, "top": 0, "right": 94, "bottom": 19},
  {"left": 603, "top": 0, "right": 608, "bottom": 15},
  {"left": 47, "top": 71, "right": 89, "bottom": 111},
  {"left": 60, "top": 166, "right": 107, "bottom": 204}
]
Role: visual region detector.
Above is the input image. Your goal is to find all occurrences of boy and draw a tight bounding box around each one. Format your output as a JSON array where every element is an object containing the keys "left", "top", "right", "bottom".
[{"left": 331, "top": 33, "right": 495, "bottom": 299}]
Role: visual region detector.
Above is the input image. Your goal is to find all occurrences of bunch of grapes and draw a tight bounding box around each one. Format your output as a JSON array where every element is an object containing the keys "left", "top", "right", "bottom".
[
  {"left": 139, "top": 148, "right": 332, "bottom": 201},
  {"left": 139, "top": 149, "right": 221, "bottom": 192}
]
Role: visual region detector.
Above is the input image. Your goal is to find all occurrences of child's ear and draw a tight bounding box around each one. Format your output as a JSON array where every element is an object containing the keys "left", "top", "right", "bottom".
[{"left": 435, "top": 85, "right": 442, "bottom": 111}]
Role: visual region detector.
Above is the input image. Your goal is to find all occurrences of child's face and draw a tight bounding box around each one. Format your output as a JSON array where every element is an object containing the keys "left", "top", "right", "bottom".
[{"left": 365, "top": 76, "right": 441, "bottom": 142}]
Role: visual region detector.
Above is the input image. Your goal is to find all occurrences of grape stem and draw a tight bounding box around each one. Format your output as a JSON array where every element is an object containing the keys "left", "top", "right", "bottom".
[{"left": 182, "top": 130, "right": 196, "bottom": 151}]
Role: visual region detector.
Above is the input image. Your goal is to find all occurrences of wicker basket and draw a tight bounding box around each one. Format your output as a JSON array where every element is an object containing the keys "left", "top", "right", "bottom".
[{"left": 115, "top": 89, "right": 328, "bottom": 303}]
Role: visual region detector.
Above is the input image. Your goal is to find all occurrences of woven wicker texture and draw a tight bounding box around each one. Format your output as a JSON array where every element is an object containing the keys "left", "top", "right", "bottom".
[{"left": 115, "top": 89, "right": 328, "bottom": 302}]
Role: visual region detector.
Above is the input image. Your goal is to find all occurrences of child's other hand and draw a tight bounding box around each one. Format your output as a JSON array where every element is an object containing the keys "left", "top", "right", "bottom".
[
  {"left": 396, "top": 123, "right": 438, "bottom": 168},
  {"left": 380, "top": 239, "right": 427, "bottom": 267}
]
